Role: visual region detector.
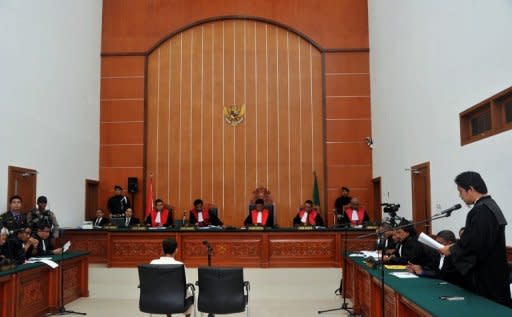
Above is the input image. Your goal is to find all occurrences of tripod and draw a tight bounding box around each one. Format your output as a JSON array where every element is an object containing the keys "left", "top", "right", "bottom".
[
  {"left": 48, "top": 230, "right": 86, "bottom": 316},
  {"left": 357, "top": 206, "right": 459, "bottom": 317},
  {"left": 318, "top": 224, "right": 356, "bottom": 316}
]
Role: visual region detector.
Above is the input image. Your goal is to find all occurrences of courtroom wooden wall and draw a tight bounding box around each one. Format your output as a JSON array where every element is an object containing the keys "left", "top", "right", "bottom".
[
  {"left": 99, "top": 0, "right": 373, "bottom": 224},
  {"left": 146, "top": 20, "right": 324, "bottom": 226}
]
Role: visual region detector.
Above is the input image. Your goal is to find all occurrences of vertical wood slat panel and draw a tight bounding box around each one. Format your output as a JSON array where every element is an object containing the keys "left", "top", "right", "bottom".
[{"left": 147, "top": 20, "right": 324, "bottom": 226}]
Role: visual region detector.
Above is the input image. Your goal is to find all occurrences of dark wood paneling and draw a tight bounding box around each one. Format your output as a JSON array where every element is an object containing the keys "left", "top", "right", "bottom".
[
  {"left": 101, "top": 77, "right": 145, "bottom": 99},
  {"left": 101, "top": 0, "right": 369, "bottom": 53},
  {"left": 101, "top": 56, "right": 145, "bottom": 77},
  {"left": 101, "top": 100, "right": 144, "bottom": 122},
  {"left": 326, "top": 97, "right": 370, "bottom": 119},
  {"left": 146, "top": 20, "right": 325, "bottom": 226},
  {"left": 325, "top": 52, "right": 369, "bottom": 73},
  {"left": 326, "top": 74, "right": 370, "bottom": 96},
  {"left": 100, "top": 122, "right": 143, "bottom": 145},
  {"left": 100, "top": 145, "right": 143, "bottom": 167},
  {"left": 326, "top": 119, "right": 371, "bottom": 142},
  {"left": 64, "top": 230, "right": 376, "bottom": 268}
]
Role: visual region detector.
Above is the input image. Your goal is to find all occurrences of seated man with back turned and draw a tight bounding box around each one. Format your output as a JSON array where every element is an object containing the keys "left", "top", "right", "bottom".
[
  {"left": 293, "top": 200, "right": 324, "bottom": 227},
  {"left": 150, "top": 238, "right": 193, "bottom": 317},
  {"left": 0, "top": 195, "right": 27, "bottom": 232},
  {"left": 407, "top": 230, "right": 463, "bottom": 287},
  {"left": 189, "top": 199, "right": 223, "bottom": 227},
  {"left": 145, "top": 199, "right": 174, "bottom": 228},
  {"left": 339, "top": 197, "right": 370, "bottom": 226},
  {"left": 244, "top": 199, "right": 273, "bottom": 227}
]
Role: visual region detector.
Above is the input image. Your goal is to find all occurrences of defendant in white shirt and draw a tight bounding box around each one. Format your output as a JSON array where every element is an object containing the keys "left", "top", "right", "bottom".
[{"left": 150, "top": 238, "right": 193, "bottom": 317}]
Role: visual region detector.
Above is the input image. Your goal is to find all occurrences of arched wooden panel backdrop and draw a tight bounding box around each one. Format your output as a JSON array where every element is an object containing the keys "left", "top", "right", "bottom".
[{"left": 146, "top": 20, "right": 324, "bottom": 226}]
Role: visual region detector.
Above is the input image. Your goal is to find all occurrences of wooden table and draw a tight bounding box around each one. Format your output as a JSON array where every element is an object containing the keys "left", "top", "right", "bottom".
[
  {"left": 64, "top": 228, "right": 376, "bottom": 267},
  {"left": 0, "top": 252, "right": 89, "bottom": 317},
  {"left": 343, "top": 256, "right": 512, "bottom": 317}
]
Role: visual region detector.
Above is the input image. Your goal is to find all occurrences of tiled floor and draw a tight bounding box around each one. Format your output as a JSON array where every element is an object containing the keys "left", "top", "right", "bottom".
[{"left": 66, "top": 264, "right": 352, "bottom": 317}]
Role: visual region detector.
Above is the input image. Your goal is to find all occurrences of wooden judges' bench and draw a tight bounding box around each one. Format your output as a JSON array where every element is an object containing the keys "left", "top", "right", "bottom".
[
  {"left": 0, "top": 252, "right": 89, "bottom": 317},
  {"left": 63, "top": 228, "right": 376, "bottom": 267}
]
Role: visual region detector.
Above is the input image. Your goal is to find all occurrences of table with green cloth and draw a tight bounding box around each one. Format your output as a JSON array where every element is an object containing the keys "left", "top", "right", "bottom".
[
  {"left": 0, "top": 251, "right": 89, "bottom": 317},
  {"left": 345, "top": 256, "right": 512, "bottom": 317}
]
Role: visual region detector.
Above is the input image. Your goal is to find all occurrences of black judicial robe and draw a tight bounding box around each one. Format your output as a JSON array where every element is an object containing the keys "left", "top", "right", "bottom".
[
  {"left": 388, "top": 235, "right": 436, "bottom": 268},
  {"left": 449, "top": 196, "right": 511, "bottom": 307},
  {"left": 418, "top": 254, "right": 464, "bottom": 287}
]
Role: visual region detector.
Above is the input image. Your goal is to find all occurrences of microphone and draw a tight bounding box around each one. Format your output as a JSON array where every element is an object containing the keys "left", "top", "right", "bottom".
[
  {"left": 439, "top": 204, "right": 462, "bottom": 216},
  {"left": 202, "top": 240, "right": 211, "bottom": 248}
]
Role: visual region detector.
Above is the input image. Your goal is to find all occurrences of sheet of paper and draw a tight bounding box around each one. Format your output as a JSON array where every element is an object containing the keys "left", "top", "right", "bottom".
[
  {"left": 390, "top": 272, "right": 418, "bottom": 279},
  {"left": 418, "top": 232, "right": 444, "bottom": 250},
  {"left": 63, "top": 241, "right": 71, "bottom": 252},
  {"left": 349, "top": 253, "right": 365, "bottom": 257},
  {"left": 26, "top": 259, "right": 59, "bottom": 269},
  {"left": 360, "top": 251, "right": 380, "bottom": 258}
]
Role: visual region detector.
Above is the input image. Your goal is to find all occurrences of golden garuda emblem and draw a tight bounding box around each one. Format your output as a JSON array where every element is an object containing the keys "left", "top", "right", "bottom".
[{"left": 223, "top": 104, "right": 246, "bottom": 126}]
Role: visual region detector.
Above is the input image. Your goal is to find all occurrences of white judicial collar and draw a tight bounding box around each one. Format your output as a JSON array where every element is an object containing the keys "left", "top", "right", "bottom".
[
  {"left": 256, "top": 211, "right": 263, "bottom": 224},
  {"left": 197, "top": 211, "right": 204, "bottom": 222},
  {"left": 155, "top": 211, "right": 161, "bottom": 224},
  {"left": 351, "top": 209, "right": 359, "bottom": 221},
  {"left": 301, "top": 212, "right": 309, "bottom": 223}
]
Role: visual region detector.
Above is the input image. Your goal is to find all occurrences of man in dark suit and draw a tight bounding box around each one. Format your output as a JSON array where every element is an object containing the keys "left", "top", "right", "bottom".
[
  {"left": 93, "top": 208, "right": 109, "bottom": 227},
  {"left": 376, "top": 222, "right": 396, "bottom": 254},
  {"left": 407, "top": 230, "right": 463, "bottom": 287},
  {"left": 384, "top": 219, "right": 435, "bottom": 268},
  {"left": 0, "top": 195, "right": 27, "bottom": 232},
  {"left": 123, "top": 208, "right": 140, "bottom": 227},
  {"left": 4, "top": 227, "right": 29, "bottom": 264},
  {"left": 34, "top": 223, "right": 62, "bottom": 256}
]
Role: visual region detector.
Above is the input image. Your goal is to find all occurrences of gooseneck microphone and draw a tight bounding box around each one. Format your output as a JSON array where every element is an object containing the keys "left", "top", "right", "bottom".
[{"left": 438, "top": 204, "right": 462, "bottom": 216}]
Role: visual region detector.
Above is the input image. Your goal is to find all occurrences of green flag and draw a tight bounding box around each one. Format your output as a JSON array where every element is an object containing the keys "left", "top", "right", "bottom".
[{"left": 312, "top": 171, "right": 320, "bottom": 207}]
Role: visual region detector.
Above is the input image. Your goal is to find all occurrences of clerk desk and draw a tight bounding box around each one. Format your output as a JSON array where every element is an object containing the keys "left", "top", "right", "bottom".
[{"left": 63, "top": 227, "right": 376, "bottom": 268}]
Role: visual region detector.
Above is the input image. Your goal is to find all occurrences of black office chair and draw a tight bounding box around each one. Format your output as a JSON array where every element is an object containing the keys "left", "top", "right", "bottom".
[
  {"left": 196, "top": 267, "right": 250, "bottom": 316},
  {"left": 138, "top": 264, "right": 195, "bottom": 316}
]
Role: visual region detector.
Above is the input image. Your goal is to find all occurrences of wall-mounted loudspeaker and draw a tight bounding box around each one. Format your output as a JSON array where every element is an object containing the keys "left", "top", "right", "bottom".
[{"left": 127, "top": 177, "right": 138, "bottom": 193}]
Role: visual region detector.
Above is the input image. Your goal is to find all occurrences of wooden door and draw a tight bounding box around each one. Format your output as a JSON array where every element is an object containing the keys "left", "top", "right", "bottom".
[
  {"left": 7, "top": 166, "right": 37, "bottom": 211},
  {"left": 372, "top": 177, "right": 382, "bottom": 224},
  {"left": 85, "top": 179, "right": 99, "bottom": 220},
  {"left": 411, "top": 162, "right": 431, "bottom": 234}
]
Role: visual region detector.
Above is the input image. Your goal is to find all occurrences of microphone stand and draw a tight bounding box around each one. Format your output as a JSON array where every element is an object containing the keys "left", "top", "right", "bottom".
[
  {"left": 318, "top": 223, "right": 356, "bottom": 316},
  {"left": 357, "top": 209, "right": 457, "bottom": 317},
  {"left": 49, "top": 229, "right": 86, "bottom": 316},
  {"left": 202, "top": 242, "right": 214, "bottom": 317}
]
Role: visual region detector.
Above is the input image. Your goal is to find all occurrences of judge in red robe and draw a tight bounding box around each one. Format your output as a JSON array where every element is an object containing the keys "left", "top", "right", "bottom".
[
  {"left": 340, "top": 197, "right": 370, "bottom": 226},
  {"left": 293, "top": 200, "right": 324, "bottom": 226},
  {"left": 189, "top": 199, "right": 223, "bottom": 227},
  {"left": 244, "top": 199, "right": 274, "bottom": 227},
  {"left": 145, "top": 199, "right": 173, "bottom": 227}
]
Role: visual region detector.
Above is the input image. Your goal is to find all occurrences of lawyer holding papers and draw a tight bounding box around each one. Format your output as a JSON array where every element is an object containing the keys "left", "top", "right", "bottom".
[{"left": 439, "top": 171, "right": 511, "bottom": 307}]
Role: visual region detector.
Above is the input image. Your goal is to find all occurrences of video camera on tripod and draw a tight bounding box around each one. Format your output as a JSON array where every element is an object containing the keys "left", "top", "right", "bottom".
[{"left": 381, "top": 203, "right": 401, "bottom": 226}]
